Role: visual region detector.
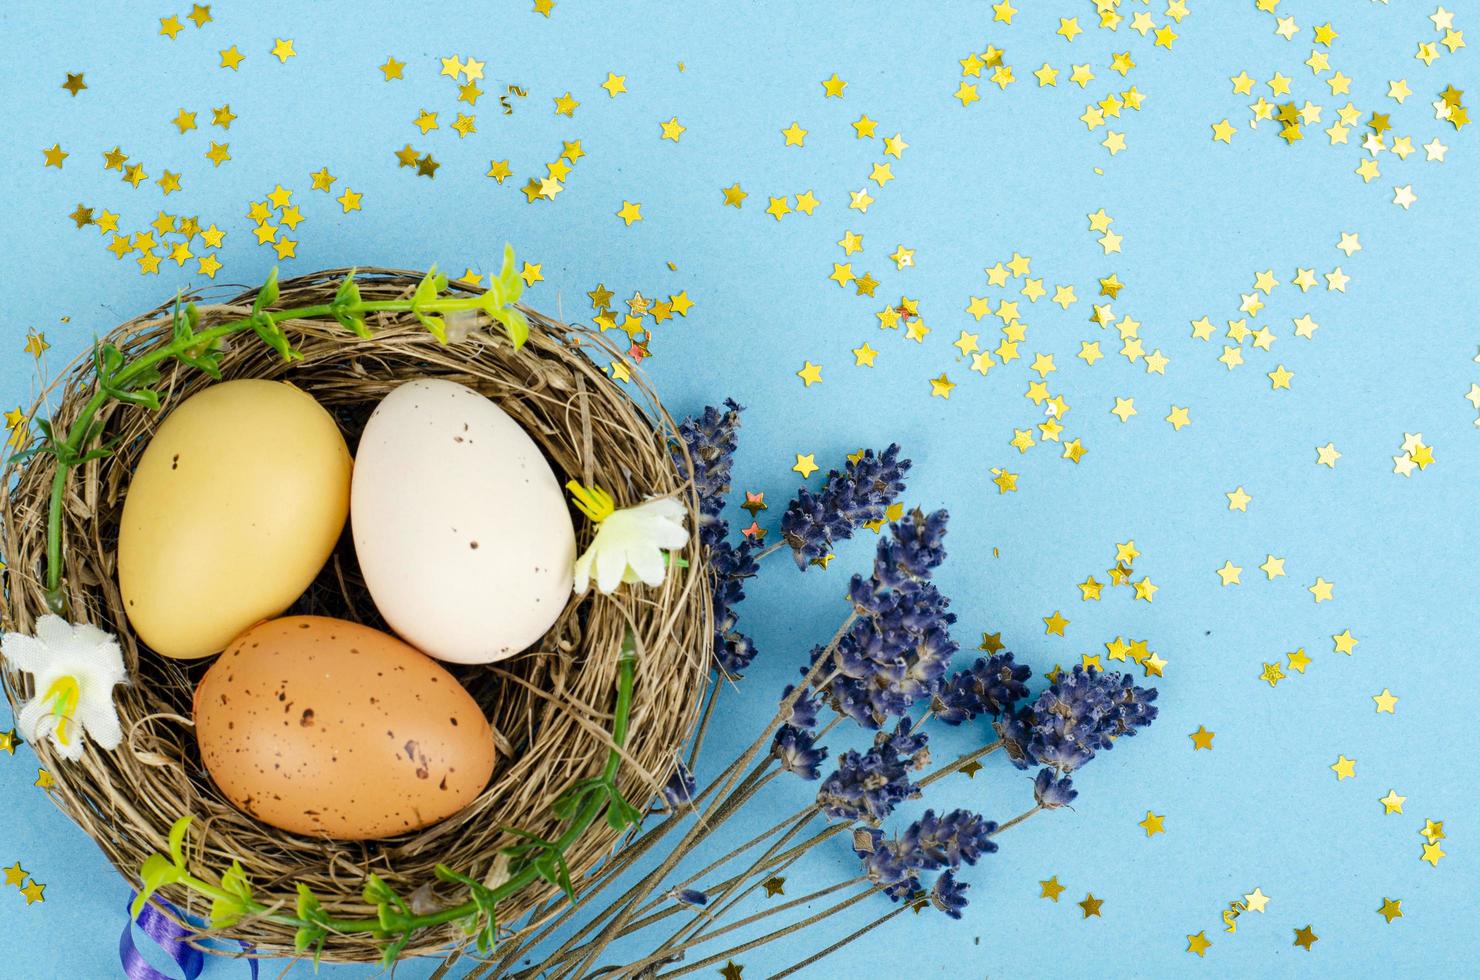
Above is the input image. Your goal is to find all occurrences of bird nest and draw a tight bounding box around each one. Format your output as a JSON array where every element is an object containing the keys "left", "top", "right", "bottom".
[{"left": 0, "top": 268, "right": 712, "bottom": 962}]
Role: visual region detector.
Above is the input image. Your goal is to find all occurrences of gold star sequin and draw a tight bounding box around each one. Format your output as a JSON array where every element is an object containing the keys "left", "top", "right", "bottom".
[
  {"left": 1187, "top": 932, "right": 1211, "bottom": 956},
  {"left": 793, "top": 454, "right": 819, "bottom": 478},
  {"left": 1078, "top": 894, "right": 1103, "bottom": 918},
  {"left": 616, "top": 201, "right": 643, "bottom": 226},
  {"left": 1380, "top": 789, "right": 1406, "bottom": 814},
  {"left": 1190, "top": 726, "right": 1215, "bottom": 750},
  {"left": 1331, "top": 755, "right": 1356, "bottom": 780},
  {"left": 1040, "top": 876, "right": 1065, "bottom": 901},
  {"left": 219, "top": 45, "right": 245, "bottom": 70},
  {"left": 1293, "top": 925, "right": 1318, "bottom": 951},
  {"left": 271, "top": 38, "right": 296, "bottom": 62},
  {"left": 781, "top": 121, "right": 808, "bottom": 147},
  {"left": 1139, "top": 811, "right": 1165, "bottom": 837},
  {"left": 20, "top": 880, "right": 44, "bottom": 905}
]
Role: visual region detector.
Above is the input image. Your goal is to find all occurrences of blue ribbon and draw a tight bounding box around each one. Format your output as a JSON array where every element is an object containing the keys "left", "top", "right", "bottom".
[{"left": 122, "top": 892, "right": 259, "bottom": 980}]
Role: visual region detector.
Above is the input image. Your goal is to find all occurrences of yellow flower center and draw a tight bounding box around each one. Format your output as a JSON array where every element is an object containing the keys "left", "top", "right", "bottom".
[
  {"left": 42, "top": 675, "right": 80, "bottom": 746},
  {"left": 566, "top": 481, "right": 616, "bottom": 523}
]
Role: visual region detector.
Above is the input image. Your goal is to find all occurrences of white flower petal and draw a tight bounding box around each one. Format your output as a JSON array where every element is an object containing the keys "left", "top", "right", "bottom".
[
  {"left": 594, "top": 540, "right": 630, "bottom": 594},
  {"left": 0, "top": 632, "right": 48, "bottom": 673},
  {"left": 572, "top": 545, "right": 596, "bottom": 594},
  {"left": 16, "top": 697, "right": 50, "bottom": 745},
  {"left": 34, "top": 615, "right": 75, "bottom": 650},
  {"left": 76, "top": 695, "right": 124, "bottom": 751},
  {"left": 626, "top": 544, "right": 667, "bottom": 586}
]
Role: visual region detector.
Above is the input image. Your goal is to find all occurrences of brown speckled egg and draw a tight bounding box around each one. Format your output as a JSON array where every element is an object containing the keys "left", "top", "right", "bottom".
[{"left": 193, "top": 615, "right": 495, "bottom": 840}]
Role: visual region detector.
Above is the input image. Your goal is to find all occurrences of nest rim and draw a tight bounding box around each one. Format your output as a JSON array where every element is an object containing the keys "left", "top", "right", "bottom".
[{"left": 0, "top": 267, "right": 712, "bottom": 963}]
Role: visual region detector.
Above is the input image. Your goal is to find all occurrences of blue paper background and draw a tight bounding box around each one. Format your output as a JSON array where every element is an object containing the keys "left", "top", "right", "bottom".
[{"left": 2, "top": 1, "right": 1477, "bottom": 976}]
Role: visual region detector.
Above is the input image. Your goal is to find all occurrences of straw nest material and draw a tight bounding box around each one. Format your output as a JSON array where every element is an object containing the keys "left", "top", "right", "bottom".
[{"left": 0, "top": 268, "right": 712, "bottom": 962}]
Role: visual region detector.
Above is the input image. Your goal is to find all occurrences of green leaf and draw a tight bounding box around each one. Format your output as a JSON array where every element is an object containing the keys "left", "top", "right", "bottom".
[
  {"left": 362, "top": 872, "right": 397, "bottom": 909},
  {"left": 108, "top": 385, "right": 162, "bottom": 411},
  {"left": 167, "top": 816, "right": 192, "bottom": 867},
  {"left": 221, "top": 859, "right": 251, "bottom": 900},
  {"left": 249, "top": 312, "right": 303, "bottom": 363},
  {"left": 493, "top": 306, "right": 530, "bottom": 350},
  {"left": 410, "top": 266, "right": 450, "bottom": 343},
  {"left": 132, "top": 853, "right": 185, "bottom": 919},
  {"left": 76, "top": 435, "right": 123, "bottom": 465},
  {"left": 207, "top": 859, "right": 253, "bottom": 929},
  {"left": 252, "top": 268, "right": 280, "bottom": 314},
  {"left": 178, "top": 348, "right": 223, "bottom": 380},
  {"left": 295, "top": 882, "right": 321, "bottom": 920},
  {"left": 413, "top": 310, "right": 448, "bottom": 344},
  {"left": 330, "top": 270, "right": 371, "bottom": 338}
]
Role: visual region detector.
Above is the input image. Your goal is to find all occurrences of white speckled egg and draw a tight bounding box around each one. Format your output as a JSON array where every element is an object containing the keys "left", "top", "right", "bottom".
[{"left": 351, "top": 379, "right": 575, "bottom": 663}]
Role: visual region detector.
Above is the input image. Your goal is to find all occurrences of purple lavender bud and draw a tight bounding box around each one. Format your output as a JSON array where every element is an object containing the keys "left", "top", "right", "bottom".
[
  {"left": 929, "top": 870, "right": 970, "bottom": 919},
  {"left": 770, "top": 725, "right": 828, "bottom": 780},
  {"left": 1032, "top": 768, "right": 1077, "bottom": 809},
  {"left": 779, "top": 684, "right": 821, "bottom": 729},
  {"left": 667, "top": 887, "right": 708, "bottom": 907},
  {"left": 662, "top": 758, "right": 696, "bottom": 810}
]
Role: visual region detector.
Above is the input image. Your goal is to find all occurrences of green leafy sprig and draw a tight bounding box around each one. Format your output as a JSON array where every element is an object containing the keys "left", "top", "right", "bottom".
[
  {"left": 132, "top": 634, "right": 640, "bottom": 968},
  {"left": 13, "top": 246, "right": 529, "bottom": 614}
]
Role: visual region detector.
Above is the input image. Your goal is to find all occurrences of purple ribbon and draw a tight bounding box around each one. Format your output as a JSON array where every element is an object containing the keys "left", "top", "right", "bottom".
[{"left": 122, "top": 892, "right": 259, "bottom": 980}]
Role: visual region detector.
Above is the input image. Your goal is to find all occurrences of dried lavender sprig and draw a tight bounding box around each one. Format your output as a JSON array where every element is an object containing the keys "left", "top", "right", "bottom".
[
  {"left": 780, "top": 444, "right": 911, "bottom": 568},
  {"left": 997, "top": 665, "right": 1159, "bottom": 774}
]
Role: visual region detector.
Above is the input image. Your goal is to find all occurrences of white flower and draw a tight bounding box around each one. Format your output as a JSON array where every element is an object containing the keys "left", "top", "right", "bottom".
[
  {"left": 573, "top": 496, "right": 689, "bottom": 594},
  {"left": 2, "top": 616, "right": 128, "bottom": 761}
]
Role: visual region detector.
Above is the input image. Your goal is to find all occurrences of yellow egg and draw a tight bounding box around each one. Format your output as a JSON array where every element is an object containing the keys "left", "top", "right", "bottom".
[
  {"left": 193, "top": 616, "right": 495, "bottom": 839},
  {"left": 118, "top": 380, "right": 352, "bottom": 659}
]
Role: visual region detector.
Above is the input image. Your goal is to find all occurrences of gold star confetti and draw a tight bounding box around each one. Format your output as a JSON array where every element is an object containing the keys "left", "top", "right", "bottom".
[
  {"left": 20, "top": 880, "right": 44, "bottom": 905},
  {"left": 793, "top": 454, "right": 818, "bottom": 478},
  {"left": 271, "top": 37, "right": 297, "bottom": 62},
  {"left": 1331, "top": 755, "right": 1356, "bottom": 781},
  {"left": 1187, "top": 932, "right": 1211, "bottom": 957},
  {"left": 1138, "top": 811, "right": 1166, "bottom": 837},
  {"left": 1226, "top": 486, "right": 1252, "bottom": 512},
  {"left": 616, "top": 201, "right": 643, "bottom": 226},
  {"left": 1380, "top": 790, "right": 1407, "bottom": 815},
  {"left": 1190, "top": 726, "right": 1215, "bottom": 750},
  {"left": 1293, "top": 925, "right": 1318, "bottom": 951},
  {"left": 1078, "top": 893, "right": 1103, "bottom": 918}
]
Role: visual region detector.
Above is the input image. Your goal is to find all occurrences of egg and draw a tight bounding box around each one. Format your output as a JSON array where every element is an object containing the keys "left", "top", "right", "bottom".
[
  {"left": 118, "top": 380, "right": 353, "bottom": 659},
  {"left": 193, "top": 616, "right": 495, "bottom": 840},
  {"left": 351, "top": 379, "right": 575, "bottom": 664}
]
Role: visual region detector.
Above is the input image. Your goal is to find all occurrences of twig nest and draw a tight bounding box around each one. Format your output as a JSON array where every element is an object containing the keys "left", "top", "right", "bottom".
[{"left": 0, "top": 268, "right": 712, "bottom": 962}]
